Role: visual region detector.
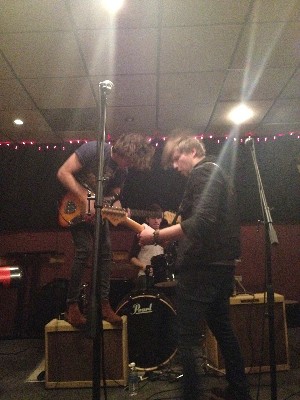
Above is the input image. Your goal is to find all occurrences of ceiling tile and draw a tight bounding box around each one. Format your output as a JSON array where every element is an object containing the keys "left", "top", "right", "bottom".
[
  {"left": 232, "top": 22, "right": 300, "bottom": 69},
  {"left": 159, "top": 71, "right": 226, "bottom": 105},
  {"left": 162, "top": 0, "right": 251, "bottom": 26},
  {"left": 220, "top": 68, "right": 295, "bottom": 101},
  {"left": 0, "top": 0, "right": 72, "bottom": 32},
  {"left": 158, "top": 103, "right": 214, "bottom": 132},
  {"left": 0, "top": 54, "right": 15, "bottom": 79},
  {"left": 90, "top": 74, "right": 157, "bottom": 106},
  {"left": 1, "top": 31, "right": 86, "bottom": 78},
  {"left": 70, "top": 0, "right": 159, "bottom": 29},
  {"left": 0, "top": 79, "right": 36, "bottom": 110},
  {"left": 249, "top": 0, "right": 300, "bottom": 22},
  {"left": 160, "top": 25, "right": 242, "bottom": 73},
  {"left": 106, "top": 106, "right": 157, "bottom": 136},
  {"left": 263, "top": 98, "right": 300, "bottom": 123},
  {"left": 41, "top": 108, "right": 98, "bottom": 131},
  {"left": 23, "top": 77, "right": 96, "bottom": 109},
  {"left": 78, "top": 28, "right": 158, "bottom": 75},
  {"left": 280, "top": 68, "right": 300, "bottom": 98}
]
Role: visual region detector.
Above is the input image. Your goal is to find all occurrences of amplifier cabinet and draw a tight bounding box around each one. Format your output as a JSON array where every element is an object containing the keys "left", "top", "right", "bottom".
[
  {"left": 45, "top": 316, "right": 128, "bottom": 388},
  {"left": 205, "top": 293, "right": 289, "bottom": 373}
]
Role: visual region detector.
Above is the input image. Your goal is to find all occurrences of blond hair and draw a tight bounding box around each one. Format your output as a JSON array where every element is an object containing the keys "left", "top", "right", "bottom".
[
  {"left": 113, "top": 133, "right": 155, "bottom": 170},
  {"left": 161, "top": 129, "right": 206, "bottom": 169}
]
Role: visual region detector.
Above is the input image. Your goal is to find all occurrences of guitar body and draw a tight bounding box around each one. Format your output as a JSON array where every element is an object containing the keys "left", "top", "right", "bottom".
[{"left": 58, "top": 192, "right": 87, "bottom": 227}]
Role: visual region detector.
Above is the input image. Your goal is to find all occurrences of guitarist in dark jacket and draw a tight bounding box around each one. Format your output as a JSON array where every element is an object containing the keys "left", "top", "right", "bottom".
[
  {"left": 139, "top": 131, "right": 252, "bottom": 400},
  {"left": 57, "top": 133, "right": 154, "bottom": 327}
]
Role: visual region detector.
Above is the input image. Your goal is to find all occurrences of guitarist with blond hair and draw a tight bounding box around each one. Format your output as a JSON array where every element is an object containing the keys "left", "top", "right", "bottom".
[{"left": 57, "top": 133, "right": 154, "bottom": 327}]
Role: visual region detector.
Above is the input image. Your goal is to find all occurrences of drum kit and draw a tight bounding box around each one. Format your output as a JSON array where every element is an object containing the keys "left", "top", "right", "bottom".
[
  {"left": 114, "top": 250, "right": 224, "bottom": 375},
  {"left": 78, "top": 249, "right": 222, "bottom": 375},
  {"left": 116, "top": 252, "right": 179, "bottom": 371}
]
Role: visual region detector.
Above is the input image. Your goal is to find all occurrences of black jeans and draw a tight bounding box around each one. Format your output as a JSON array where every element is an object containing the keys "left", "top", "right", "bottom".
[
  {"left": 176, "top": 265, "right": 250, "bottom": 400},
  {"left": 67, "top": 221, "right": 111, "bottom": 304}
]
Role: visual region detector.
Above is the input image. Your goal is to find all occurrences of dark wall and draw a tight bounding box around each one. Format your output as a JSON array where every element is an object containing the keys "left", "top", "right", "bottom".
[{"left": 0, "top": 136, "right": 299, "bottom": 232}]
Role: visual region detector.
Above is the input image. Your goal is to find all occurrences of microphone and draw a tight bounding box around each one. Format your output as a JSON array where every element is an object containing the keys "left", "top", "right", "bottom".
[
  {"left": 244, "top": 137, "right": 254, "bottom": 147},
  {"left": 100, "top": 80, "right": 114, "bottom": 92}
]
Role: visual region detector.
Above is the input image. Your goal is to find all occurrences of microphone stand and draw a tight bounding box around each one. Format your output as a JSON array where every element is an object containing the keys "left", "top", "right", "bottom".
[
  {"left": 246, "top": 138, "right": 279, "bottom": 400},
  {"left": 88, "top": 80, "right": 114, "bottom": 400}
]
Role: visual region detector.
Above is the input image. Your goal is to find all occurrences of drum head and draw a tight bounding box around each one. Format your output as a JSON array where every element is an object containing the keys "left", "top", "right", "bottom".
[{"left": 116, "top": 290, "right": 177, "bottom": 370}]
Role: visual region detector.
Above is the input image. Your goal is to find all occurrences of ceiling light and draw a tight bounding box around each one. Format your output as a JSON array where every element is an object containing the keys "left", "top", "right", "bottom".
[
  {"left": 227, "top": 104, "right": 254, "bottom": 125},
  {"left": 102, "top": 0, "right": 125, "bottom": 13},
  {"left": 13, "top": 119, "right": 24, "bottom": 125}
]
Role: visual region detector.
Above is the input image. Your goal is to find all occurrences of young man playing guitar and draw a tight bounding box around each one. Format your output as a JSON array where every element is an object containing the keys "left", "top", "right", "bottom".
[{"left": 57, "top": 133, "right": 154, "bottom": 327}]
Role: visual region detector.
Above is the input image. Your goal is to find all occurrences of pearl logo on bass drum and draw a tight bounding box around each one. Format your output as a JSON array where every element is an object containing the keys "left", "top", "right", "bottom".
[{"left": 131, "top": 302, "right": 153, "bottom": 315}]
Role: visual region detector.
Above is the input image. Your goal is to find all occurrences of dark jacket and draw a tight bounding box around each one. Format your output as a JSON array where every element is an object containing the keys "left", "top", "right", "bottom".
[{"left": 177, "top": 156, "right": 240, "bottom": 271}]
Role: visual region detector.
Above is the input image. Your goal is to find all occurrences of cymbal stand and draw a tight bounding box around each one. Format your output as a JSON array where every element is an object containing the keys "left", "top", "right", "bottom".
[{"left": 201, "top": 335, "right": 225, "bottom": 376}]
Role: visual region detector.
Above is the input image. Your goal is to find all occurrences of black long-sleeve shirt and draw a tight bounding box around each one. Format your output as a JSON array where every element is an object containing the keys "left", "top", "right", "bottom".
[{"left": 177, "top": 156, "right": 240, "bottom": 269}]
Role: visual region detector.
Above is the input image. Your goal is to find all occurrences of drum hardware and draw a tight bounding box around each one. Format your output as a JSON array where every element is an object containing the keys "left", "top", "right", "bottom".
[
  {"left": 201, "top": 333, "right": 225, "bottom": 376},
  {"left": 150, "top": 254, "right": 176, "bottom": 286},
  {"left": 79, "top": 282, "right": 89, "bottom": 315},
  {"left": 145, "top": 265, "right": 154, "bottom": 290},
  {"left": 202, "top": 360, "right": 225, "bottom": 375}
]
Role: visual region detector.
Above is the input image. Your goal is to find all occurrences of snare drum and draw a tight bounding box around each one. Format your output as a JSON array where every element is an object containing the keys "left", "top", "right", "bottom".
[{"left": 116, "top": 290, "right": 177, "bottom": 370}]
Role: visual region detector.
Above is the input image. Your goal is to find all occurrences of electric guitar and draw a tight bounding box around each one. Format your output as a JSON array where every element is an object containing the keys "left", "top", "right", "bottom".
[
  {"left": 58, "top": 191, "right": 180, "bottom": 228},
  {"left": 101, "top": 207, "right": 144, "bottom": 233}
]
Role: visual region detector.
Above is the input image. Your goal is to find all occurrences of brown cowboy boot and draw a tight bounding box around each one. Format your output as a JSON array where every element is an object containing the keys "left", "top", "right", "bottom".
[
  {"left": 101, "top": 299, "right": 122, "bottom": 324},
  {"left": 65, "top": 302, "right": 87, "bottom": 327}
]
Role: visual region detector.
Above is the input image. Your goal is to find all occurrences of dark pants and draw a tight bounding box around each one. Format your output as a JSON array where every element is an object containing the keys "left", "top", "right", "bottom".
[
  {"left": 67, "top": 221, "right": 111, "bottom": 304},
  {"left": 176, "top": 265, "right": 250, "bottom": 400}
]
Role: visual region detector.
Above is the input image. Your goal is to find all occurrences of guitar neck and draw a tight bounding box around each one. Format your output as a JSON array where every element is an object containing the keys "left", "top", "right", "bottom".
[
  {"left": 122, "top": 217, "right": 144, "bottom": 233},
  {"left": 101, "top": 207, "right": 145, "bottom": 233}
]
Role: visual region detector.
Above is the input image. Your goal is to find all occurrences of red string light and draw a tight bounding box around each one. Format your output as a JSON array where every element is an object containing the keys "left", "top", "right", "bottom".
[{"left": 0, "top": 132, "right": 298, "bottom": 150}]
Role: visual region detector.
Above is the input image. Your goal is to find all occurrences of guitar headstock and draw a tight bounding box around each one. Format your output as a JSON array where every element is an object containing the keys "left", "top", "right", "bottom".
[
  {"left": 101, "top": 207, "right": 127, "bottom": 227},
  {"left": 163, "top": 211, "right": 181, "bottom": 225}
]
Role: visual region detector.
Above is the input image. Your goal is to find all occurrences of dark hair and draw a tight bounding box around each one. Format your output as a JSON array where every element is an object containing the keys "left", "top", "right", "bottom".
[
  {"left": 146, "top": 203, "right": 163, "bottom": 218},
  {"left": 113, "top": 133, "right": 155, "bottom": 170}
]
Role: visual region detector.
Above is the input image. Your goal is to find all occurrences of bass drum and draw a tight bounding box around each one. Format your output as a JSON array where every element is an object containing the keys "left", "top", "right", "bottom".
[{"left": 116, "top": 290, "right": 177, "bottom": 371}]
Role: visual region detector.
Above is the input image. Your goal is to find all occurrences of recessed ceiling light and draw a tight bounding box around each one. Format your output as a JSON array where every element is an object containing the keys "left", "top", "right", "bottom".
[
  {"left": 227, "top": 104, "right": 254, "bottom": 125},
  {"left": 102, "top": 0, "right": 124, "bottom": 13},
  {"left": 125, "top": 117, "right": 134, "bottom": 122},
  {"left": 13, "top": 119, "right": 24, "bottom": 125}
]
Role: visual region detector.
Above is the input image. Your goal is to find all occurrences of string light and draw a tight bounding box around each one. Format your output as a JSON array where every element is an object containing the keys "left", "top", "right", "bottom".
[{"left": 0, "top": 132, "right": 298, "bottom": 150}]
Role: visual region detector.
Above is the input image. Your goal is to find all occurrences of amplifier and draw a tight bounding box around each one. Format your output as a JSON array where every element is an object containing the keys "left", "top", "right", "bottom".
[
  {"left": 45, "top": 316, "right": 128, "bottom": 388},
  {"left": 205, "top": 293, "right": 289, "bottom": 373}
]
